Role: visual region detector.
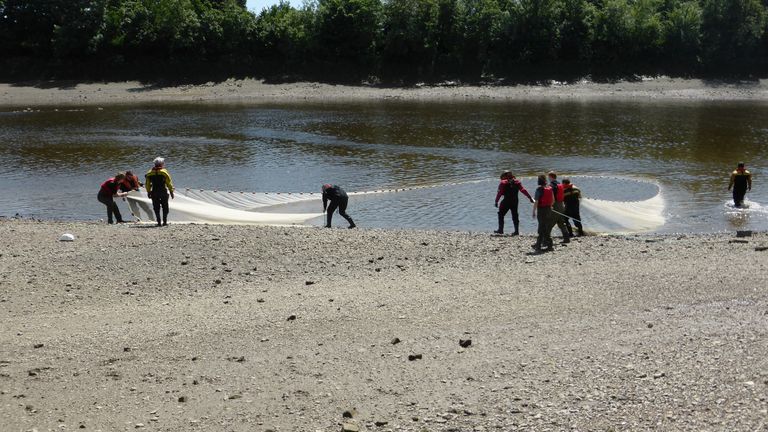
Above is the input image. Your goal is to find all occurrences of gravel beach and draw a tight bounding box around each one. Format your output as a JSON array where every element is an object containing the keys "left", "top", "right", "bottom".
[
  {"left": 2, "top": 76, "right": 768, "bottom": 107},
  {"left": 1, "top": 220, "right": 766, "bottom": 431}
]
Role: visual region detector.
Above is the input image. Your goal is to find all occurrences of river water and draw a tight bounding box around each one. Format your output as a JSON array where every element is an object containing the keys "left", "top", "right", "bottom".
[{"left": 1, "top": 100, "right": 766, "bottom": 233}]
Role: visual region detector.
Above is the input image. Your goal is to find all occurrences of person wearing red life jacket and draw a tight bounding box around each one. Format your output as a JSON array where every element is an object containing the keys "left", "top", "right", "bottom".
[
  {"left": 532, "top": 175, "right": 554, "bottom": 251},
  {"left": 119, "top": 170, "right": 143, "bottom": 192},
  {"left": 97, "top": 172, "right": 128, "bottom": 224},
  {"left": 494, "top": 171, "right": 533, "bottom": 235},
  {"left": 547, "top": 171, "right": 571, "bottom": 243}
]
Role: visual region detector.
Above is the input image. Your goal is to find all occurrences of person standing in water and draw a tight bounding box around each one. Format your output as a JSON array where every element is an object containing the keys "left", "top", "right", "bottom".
[
  {"left": 532, "top": 175, "right": 554, "bottom": 252},
  {"left": 145, "top": 157, "right": 175, "bottom": 226},
  {"left": 494, "top": 171, "right": 533, "bottom": 235},
  {"left": 728, "top": 162, "right": 752, "bottom": 207},
  {"left": 97, "top": 172, "right": 128, "bottom": 224},
  {"left": 548, "top": 171, "right": 571, "bottom": 243},
  {"left": 322, "top": 184, "right": 356, "bottom": 229},
  {"left": 562, "top": 178, "right": 584, "bottom": 237}
]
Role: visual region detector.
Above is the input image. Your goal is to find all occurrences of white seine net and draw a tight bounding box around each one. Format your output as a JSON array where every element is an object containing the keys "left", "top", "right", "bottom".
[{"left": 126, "top": 189, "right": 321, "bottom": 225}]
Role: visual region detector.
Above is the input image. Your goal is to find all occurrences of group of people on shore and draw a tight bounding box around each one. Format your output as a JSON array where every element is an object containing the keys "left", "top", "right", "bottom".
[
  {"left": 97, "top": 157, "right": 175, "bottom": 226},
  {"left": 494, "top": 170, "right": 583, "bottom": 252}
]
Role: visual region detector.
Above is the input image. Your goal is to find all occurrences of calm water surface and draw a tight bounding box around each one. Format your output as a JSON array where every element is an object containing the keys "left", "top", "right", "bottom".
[{"left": 1, "top": 100, "right": 766, "bottom": 233}]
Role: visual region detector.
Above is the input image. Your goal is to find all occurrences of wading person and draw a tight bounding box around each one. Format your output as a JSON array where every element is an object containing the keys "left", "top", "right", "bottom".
[
  {"left": 494, "top": 171, "right": 533, "bottom": 235},
  {"left": 532, "top": 175, "right": 554, "bottom": 252},
  {"left": 562, "top": 178, "right": 584, "bottom": 237},
  {"left": 728, "top": 162, "right": 752, "bottom": 207},
  {"left": 97, "top": 172, "right": 128, "bottom": 224},
  {"left": 322, "top": 184, "right": 356, "bottom": 229},
  {"left": 145, "top": 157, "right": 175, "bottom": 226},
  {"left": 548, "top": 171, "right": 570, "bottom": 243}
]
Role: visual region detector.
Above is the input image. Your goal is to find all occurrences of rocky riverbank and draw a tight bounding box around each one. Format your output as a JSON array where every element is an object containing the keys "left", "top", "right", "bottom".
[
  {"left": 2, "top": 76, "right": 768, "bottom": 108},
  {"left": 1, "top": 220, "right": 767, "bottom": 431}
]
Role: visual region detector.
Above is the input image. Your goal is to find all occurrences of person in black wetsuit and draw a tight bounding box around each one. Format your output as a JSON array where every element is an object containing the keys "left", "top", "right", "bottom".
[
  {"left": 145, "top": 157, "right": 175, "bottom": 226},
  {"left": 728, "top": 162, "right": 752, "bottom": 207},
  {"left": 494, "top": 171, "right": 533, "bottom": 235},
  {"left": 562, "top": 178, "right": 584, "bottom": 237},
  {"left": 322, "top": 184, "right": 356, "bottom": 229}
]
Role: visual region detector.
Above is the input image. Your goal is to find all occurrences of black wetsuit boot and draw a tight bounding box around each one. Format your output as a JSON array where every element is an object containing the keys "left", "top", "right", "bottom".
[
  {"left": 337, "top": 197, "right": 355, "bottom": 228},
  {"left": 152, "top": 193, "right": 168, "bottom": 226},
  {"left": 511, "top": 205, "right": 520, "bottom": 235}
]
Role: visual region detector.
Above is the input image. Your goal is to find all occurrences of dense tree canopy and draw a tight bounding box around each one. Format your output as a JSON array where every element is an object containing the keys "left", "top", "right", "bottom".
[{"left": 0, "top": 0, "right": 766, "bottom": 82}]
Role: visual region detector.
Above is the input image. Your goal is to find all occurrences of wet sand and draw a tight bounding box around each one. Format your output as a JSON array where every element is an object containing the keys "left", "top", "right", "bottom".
[
  {"left": 2, "top": 77, "right": 768, "bottom": 107},
  {"left": 1, "top": 220, "right": 766, "bottom": 431}
]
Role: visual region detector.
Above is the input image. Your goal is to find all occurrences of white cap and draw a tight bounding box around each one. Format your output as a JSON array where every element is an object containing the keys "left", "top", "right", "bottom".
[{"left": 59, "top": 233, "right": 75, "bottom": 242}]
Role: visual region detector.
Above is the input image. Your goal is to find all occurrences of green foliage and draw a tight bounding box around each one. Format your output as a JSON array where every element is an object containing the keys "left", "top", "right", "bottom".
[
  {"left": 459, "top": 0, "right": 505, "bottom": 79},
  {"left": 503, "top": 0, "right": 564, "bottom": 65},
  {"left": 52, "top": 0, "right": 108, "bottom": 58},
  {"left": 1, "top": 0, "right": 768, "bottom": 80},
  {"left": 198, "top": 0, "right": 256, "bottom": 58},
  {"left": 701, "top": 0, "right": 766, "bottom": 65},
  {"left": 380, "top": 0, "right": 440, "bottom": 81},
  {"left": 559, "top": 0, "right": 593, "bottom": 63},
  {"left": 663, "top": 1, "right": 702, "bottom": 66},
  {"left": 255, "top": 1, "right": 312, "bottom": 70},
  {"left": 313, "top": 0, "right": 383, "bottom": 79}
]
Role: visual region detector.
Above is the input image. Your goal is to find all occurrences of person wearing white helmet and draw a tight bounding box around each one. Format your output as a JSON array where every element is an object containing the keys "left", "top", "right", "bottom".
[{"left": 145, "top": 157, "right": 175, "bottom": 226}]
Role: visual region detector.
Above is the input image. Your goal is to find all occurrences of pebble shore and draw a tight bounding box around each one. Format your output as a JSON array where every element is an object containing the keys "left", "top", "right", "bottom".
[
  {"left": 2, "top": 76, "right": 768, "bottom": 107},
  {"left": 1, "top": 220, "right": 767, "bottom": 431}
]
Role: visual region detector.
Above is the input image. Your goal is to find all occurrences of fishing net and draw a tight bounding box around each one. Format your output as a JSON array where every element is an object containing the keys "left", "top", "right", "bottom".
[
  {"left": 125, "top": 179, "right": 667, "bottom": 233},
  {"left": 125, "top": 189, "right": 321, "bottom": 225},
  {"left": 580, "top": 193, "right": 666, "bottom": 233}
]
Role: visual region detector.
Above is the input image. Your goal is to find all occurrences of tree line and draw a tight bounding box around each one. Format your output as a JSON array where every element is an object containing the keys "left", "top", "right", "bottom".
[{"left": 1, "top": 0, "right": 766, "bottom": 83}]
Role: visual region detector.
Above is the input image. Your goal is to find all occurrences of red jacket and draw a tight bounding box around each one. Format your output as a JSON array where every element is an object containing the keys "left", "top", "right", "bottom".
[
  {"left": 120, "top": 174, "right": 141, "bottom": 191},
  {"left": 550, "top": 180, "right": 565, "bottom": 202},
  {"left": 536, "top": 185, "right": 554, "bottom": 208},
  {"left": 99, "top": 178, "right": 120, "bottom": 196},
  {"left": 495, "top": 178, "right": 533, "bottom": 205}
]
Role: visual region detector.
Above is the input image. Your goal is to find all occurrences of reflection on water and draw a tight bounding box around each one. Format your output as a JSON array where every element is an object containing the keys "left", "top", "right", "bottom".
[{"left": 0, "top": 100, "right": 766, "bottom": 233}]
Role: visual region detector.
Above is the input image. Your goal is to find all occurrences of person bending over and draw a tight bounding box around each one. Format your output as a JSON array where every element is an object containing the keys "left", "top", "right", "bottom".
[
  {"left": 322, "top": 184, "right": 356, "bottom": 229},
  {"left": 97, "top": 172, "right": 128, "bottom": 224},
  {"left": 494, "top": 171, "right": 533, "bottom": 235},
  {"left": 728, "top": 162, "right": 752, "bottom": 207},
  {"left": 145, "top": 157, "right": 175, "bottom": 226},
  {"left": 119, "top": 170, "right": 143, "bottom": 192}
]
